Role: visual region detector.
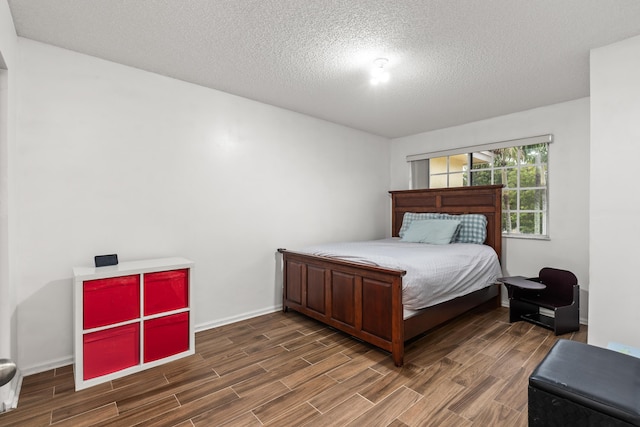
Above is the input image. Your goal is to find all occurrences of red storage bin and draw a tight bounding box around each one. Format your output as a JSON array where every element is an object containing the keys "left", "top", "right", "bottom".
[
  {"left": 144, "top": 312, "right": 189, "bottom": 363},
  {"left": 83, "top": 323, "right": 139, "bottom": 380},
  {"left": 144, "top": 269, "right": 188, "bottom": 316},
  {"left": 83, "top": 275, "right": 140, "bottom": 329}
]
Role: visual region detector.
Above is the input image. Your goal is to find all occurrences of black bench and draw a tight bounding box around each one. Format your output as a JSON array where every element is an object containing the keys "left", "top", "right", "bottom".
[{"left": 529, "top": 339, "right": 640, "bottom": 426}]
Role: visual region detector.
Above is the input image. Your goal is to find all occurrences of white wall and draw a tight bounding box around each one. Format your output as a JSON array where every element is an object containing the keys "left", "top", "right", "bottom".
[
  {"left": 15, "top": 38, "right": 390, "bottom": 372},
  {"left": 390, "top": 99, "right": 591, "bottom": 319},
  {"left": 0, "top": 0, "right": 17, "bottom": 362},
  {"left": 589, "top": 34, "right": 640, "bottom": 348}
]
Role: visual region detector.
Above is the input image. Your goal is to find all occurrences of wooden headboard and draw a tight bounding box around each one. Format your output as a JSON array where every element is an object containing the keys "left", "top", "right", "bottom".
[{"left": 389, "top": 185, "right": 503, "bottom": 261}]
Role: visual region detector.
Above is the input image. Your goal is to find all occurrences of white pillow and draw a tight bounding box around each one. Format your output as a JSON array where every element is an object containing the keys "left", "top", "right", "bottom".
[{"left": 400, "top": 219, "right": 461, "bottom": 244}]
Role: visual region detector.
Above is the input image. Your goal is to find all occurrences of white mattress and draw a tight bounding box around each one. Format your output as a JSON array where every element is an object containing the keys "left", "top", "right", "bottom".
[{"left": 299, "top": 238, "right": 503, "bottom": 312}]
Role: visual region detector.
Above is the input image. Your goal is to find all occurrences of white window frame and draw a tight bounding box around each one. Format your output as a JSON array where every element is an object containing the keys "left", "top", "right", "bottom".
[{"left": 407, "top": 135, "right": 552, "bottom": 239}]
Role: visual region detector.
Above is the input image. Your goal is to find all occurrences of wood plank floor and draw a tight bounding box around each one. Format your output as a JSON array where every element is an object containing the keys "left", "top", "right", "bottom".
[{"left": 0, "top": 306, "right": 587, "bottom": 427}]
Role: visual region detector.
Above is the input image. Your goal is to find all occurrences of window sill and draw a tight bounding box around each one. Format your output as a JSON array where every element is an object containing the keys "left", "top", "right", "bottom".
[{"left": 502, "top": 234, "right": 550, "bottom": 241}]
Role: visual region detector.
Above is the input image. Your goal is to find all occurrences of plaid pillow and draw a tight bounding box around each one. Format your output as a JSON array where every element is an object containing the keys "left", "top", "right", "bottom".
[
  {"left": 442, "top": 214, "right": 487, "bottom": 244},
  {"left": 398, "top": 212, "right": 444, "bottom": 238}
]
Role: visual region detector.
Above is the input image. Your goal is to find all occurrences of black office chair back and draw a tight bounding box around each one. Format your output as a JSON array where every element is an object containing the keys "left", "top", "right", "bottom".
[{"left": 538, "top": 267, "right": 577, "bottom": 306}]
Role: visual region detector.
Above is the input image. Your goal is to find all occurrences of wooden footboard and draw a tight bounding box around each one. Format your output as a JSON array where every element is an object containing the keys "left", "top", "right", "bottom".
[
  {"left": 279, "top": 249, "right": 407, "bottom": 366},
  {"left": 279, "top": 185, "right": 503, "bottom": 367},
  {"left": 279, "top": 248, "right": 500, "bottom": 366}
]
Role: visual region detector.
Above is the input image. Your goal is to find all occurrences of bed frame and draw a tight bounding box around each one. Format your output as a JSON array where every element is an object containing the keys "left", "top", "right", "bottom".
[{"left": 278, "top": 185, "right": 503, "bottom": 366}]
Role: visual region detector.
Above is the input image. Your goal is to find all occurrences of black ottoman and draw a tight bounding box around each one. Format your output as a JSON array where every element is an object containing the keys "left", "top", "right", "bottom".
[{"left": 529, "top": 339, "right": 640, "bottom": 426}]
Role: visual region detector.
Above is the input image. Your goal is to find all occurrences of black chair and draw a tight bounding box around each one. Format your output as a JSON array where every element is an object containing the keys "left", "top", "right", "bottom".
[{"left": 509, "top": 267, "right": 579, "bottom": 335}]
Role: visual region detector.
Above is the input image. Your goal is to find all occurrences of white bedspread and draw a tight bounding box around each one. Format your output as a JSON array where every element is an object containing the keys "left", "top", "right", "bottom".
[{"left": 299, "top": 238, "right": 502, "bottom": 311}]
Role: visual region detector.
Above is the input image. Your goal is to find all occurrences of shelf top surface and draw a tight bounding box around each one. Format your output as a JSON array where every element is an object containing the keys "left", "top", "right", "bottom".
[
  {"left": 497, "top": 275, "right": 546, "bottom": 290},
  {"left": 73, "top": 257, "right": 194, "bottom": 280}
]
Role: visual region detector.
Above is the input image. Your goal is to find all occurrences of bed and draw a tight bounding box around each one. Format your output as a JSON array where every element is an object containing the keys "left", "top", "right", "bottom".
[{"left": 278, "top": 185, "right": 503, "bottom": 366}]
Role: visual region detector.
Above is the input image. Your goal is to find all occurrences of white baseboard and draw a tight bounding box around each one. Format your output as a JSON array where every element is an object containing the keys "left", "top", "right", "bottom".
[
  {"left": 18, "top": 307, "right": 285, "bottom": 377},
  {"left": 20, "top": 355, "right": 74, "bottom": 377},
  {"left": 195, "top": 305, "right": 282, "bottom": 333},
  {"left": 19, "top": 302, "right": 586, "bottom": 378},
  {"left": 0, "top": 369, "right": 22, "bottom": 413}
]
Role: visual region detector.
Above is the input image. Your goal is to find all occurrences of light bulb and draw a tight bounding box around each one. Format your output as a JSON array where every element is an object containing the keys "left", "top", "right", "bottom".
[
  {"left": 371, "top": 66, "right": 385, "bottom": 77},
  {"left": 370, "top": 58, "right": 390, "bottom": 85}
]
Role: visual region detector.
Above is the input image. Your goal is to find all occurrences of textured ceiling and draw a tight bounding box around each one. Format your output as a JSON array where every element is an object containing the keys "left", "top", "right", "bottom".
[{"left": 7, "top": 0, "right": 640, "bottom": 138}]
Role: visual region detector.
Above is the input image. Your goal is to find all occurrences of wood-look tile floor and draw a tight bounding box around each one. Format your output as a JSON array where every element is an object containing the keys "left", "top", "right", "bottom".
[{"left": 0, "top": 306, "right": 587, "bottom": 427}]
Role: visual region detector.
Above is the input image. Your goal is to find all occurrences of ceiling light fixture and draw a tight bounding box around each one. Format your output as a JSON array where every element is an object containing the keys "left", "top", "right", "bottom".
[{"left": 370, "top": 58, "right": 390, "bottom": 86}]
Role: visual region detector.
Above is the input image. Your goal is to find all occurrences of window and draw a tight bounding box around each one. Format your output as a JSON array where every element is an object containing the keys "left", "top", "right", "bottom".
[{"left": 408, "top": 135, "right": 551, "bottom": 238}]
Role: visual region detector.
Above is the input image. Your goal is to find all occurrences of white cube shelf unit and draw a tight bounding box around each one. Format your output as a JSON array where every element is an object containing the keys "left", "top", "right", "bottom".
[{"left": 73, "top": 257, "right": 194, "bottom": 390}]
